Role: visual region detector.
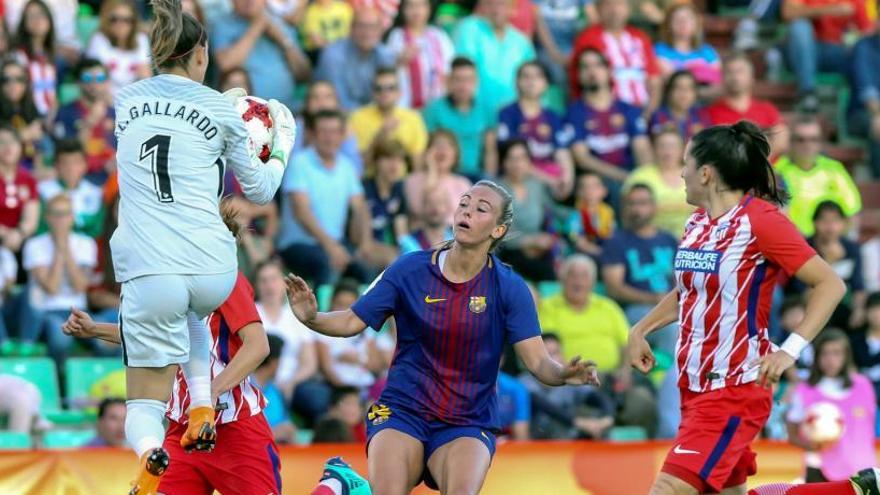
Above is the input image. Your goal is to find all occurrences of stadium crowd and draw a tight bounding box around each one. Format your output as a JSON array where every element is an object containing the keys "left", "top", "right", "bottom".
[{"left": 0, "top": 0, "right": 879, "bottom": 455}]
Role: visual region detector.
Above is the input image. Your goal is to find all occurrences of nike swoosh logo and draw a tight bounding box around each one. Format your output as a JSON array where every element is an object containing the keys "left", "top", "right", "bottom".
[
  {"left": 424, "top": 295, "right": 447, "bottom": 304},
  {"left": 673, "top": 444, "right": 701, "bottom": 455}
]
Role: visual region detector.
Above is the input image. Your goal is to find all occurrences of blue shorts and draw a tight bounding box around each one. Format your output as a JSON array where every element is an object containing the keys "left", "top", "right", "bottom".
[{"left": 365, "top": 403, "right": 497, "bottom": 490}]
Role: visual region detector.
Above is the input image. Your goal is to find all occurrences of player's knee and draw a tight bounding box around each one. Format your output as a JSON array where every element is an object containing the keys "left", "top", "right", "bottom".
[
  {"left": 442, "top": 486, "right": 479, "bottom": 495},
  {"left": 650, "top": 474, "right": 696, "bottom": 495}
]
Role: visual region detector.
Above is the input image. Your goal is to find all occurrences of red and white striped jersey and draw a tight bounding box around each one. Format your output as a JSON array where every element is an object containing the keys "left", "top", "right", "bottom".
[
  {"left": 674, "top": 196, "right": 815, "bottom": 393},
  {"left": 167, "top": 272, "right": 266, "bottom": 425}
]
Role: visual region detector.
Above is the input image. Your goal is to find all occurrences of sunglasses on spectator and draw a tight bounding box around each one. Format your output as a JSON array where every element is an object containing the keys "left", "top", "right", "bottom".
[
  {"left": 81, "top": 73, "right": 108, "bottom": 84},
  {"left": 110, "top": 15, "right": 135, "bottom": 24},
  {"left": 373, "top": 83, "right": 398, "bottom": 93},
  {"left": 1, "top": 75, "right": 27, "bottom": 85},
  {"left": 793, "top": 135, "right": 821, "bottom": 143}
]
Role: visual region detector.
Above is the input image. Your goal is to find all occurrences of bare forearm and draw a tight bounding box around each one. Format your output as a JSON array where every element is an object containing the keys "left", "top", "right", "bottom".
[
  {"left": 283, "top": 45, "right": 311, "bottom": 81},
  {"left": 294, "top": 206, "right": 336, "bottom": 249},
  {"left": 213, "top": 343, "right": 267, "bottom": 398},
  {"left": 631, "top": 289, "right": 679, "bottom": 337},
  {"left": 65, "top": 257, "right": 90, "bottom": 293},
  {"left": 94, "top": 323, "right": 122, "bottom": 344},
  {"left": 302, "top": 310, "right": 366, "bottom": 338},
  {"left": 39, "top": 257, "right": 65, "bottom": 294},
  {"left": 216, "top": 22, "right": 265, "bottom": 72},
  {"left": 531, "top": 356, "right": 567, "bottom": 386}
]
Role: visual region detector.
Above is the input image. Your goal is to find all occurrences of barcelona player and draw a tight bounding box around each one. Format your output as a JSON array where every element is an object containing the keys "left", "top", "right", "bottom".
[
  {"left": 625, "top": 121, "right": 878, "bottom": 495},
  {"left": 286, "top": 179, "right": 600, "bottom": 495}
]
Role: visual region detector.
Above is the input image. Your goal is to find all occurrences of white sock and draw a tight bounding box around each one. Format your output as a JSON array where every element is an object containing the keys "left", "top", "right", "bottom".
[
  {"left": 125, "top": 399, "right": 166, "bottom": 458},
  {"left": 182, "top": 311, "right": 212, "bottom": 409}
]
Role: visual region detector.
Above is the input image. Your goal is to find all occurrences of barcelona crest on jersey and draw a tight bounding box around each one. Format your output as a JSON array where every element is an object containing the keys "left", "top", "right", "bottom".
[{"left": 468, "top": 296, "right": 487, "bottom": 314}]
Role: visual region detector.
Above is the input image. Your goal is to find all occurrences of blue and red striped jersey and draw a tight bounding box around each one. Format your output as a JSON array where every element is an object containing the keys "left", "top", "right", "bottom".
[{"left": 351, "top": 250, "right": 541, "bottom": 430}]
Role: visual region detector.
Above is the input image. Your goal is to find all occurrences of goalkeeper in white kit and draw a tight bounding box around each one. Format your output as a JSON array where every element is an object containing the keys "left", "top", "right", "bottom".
[{"left": 111, "top": 1, "right": 296, "bottom": 493}]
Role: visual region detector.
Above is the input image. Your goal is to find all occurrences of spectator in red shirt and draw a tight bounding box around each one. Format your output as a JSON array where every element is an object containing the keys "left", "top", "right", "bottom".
[
  {"left": 568, "top": 0, "right": 661, "bottom": 110},
  {"left": 0, "top": 125, "right": 39, "bottom": 255},
  {"left": 782, "top": 0, "right": 872, "bottom": 111},
  {"left": 705, "top": 53, "right": 789, "bottom": 156}
]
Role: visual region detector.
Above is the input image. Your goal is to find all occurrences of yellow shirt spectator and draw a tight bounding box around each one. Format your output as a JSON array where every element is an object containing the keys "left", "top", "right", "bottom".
[
  {"left": 775, "top": 154, "right": 862, "bottom": 236},
  {"left": 301, "top": 0, "right": 354, "bottom": 51},
  {"left": 624, "top": 164, "right": 694, "bottom": 237},
  {"left": 538, "top": 292, "right": 630, "bottom": 372},
  {"left": 349, "top": 104, "right": 429, "bottom": 159}
]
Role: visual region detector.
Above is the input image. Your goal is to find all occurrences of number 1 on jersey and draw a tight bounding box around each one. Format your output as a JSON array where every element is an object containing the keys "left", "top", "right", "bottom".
[{"left": 141, "top": 134, "right": 173, "bottom": 203}]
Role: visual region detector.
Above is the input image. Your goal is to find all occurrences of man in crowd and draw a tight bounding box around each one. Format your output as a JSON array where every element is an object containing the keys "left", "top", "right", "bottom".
[
  {"left": 349, "top": 69, "right": 428, "bottom": 164},
  {"left": 276, "top": 110, "right": 372, "bottom": 286},
  {"left": 600, "top": 185, "right": 678, "bottom": 355},
  {"left": 315, "top": 9, "right": 395, "bottom": 111},
  {"left": 38, "top": 139, "right": 106, "bottom": 239},
  {"left": 53, "top": 58, "right": 116, "bottom": 182},
  {"left": 398, "top": 186, "right": 453, "bottom": 254},
  {"left": 86, "top": 398, "right": 127, "bottom": 448},
  {"left": 212, "top": 0, "right": 311, "bottom": 111}
]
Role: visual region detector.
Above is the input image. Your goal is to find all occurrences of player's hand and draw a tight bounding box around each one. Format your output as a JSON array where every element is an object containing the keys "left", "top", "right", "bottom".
[
  {"left": 267, "top": 99, "right": 297, "bottom": 165},
  {"left": 222, "top": 87, "right": 247, "bottom": 104},
  {"left": 753, "top": 350, "right": 796, "bottom": 388},
  {"left": 62, "top": 307, "right": 98, "bottom": 339},
  {"left": 561, "top": 356, "right": 601, "bottom": 386},
  {"left": 285, "top": 274, "right": 318, "bottom": 324},
  {"left": 627, "top": 332, "right": 656, "bottom": 374}
]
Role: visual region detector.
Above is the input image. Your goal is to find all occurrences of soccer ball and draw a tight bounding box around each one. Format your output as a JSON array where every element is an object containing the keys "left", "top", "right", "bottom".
[
  {"left": 235, "top": 95, "right": 274, "bottom": 162},
  {"left": 800, "top": 402, "right": 844, "bottom": 445}
]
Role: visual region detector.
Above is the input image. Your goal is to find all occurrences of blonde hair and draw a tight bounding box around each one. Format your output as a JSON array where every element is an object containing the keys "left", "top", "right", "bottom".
[{"left": 149, "top": 0, "right": 205, "bottom": 71}]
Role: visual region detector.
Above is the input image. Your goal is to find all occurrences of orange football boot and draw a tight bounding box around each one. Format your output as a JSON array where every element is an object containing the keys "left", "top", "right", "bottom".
[{"left": 129, "top": 447, "right": 170, "bottom": 495}]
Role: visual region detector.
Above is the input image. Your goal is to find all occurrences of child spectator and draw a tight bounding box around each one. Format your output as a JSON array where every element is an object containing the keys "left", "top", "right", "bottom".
[
  {"left": 778, "top": 295, "right": 812, "bottom": 382},
  {"left": 567, "top": 173, "right": 615, "bottom": 259},
  {"left": 851, "top": 293, "right": 880, "bottom": 400},
  {"left": 0, "top": 125, "right": 39, "bottom": 254},
  {"left": 386, "top": 0, "right": 455, "bottom": 109},
  {"left": 321, "top": 386, "right": 366, "bottom": 443},
  {"left": 648, "top": 70, "right": 710, "bottom": 142},
  {"left": 362, "top": 139, "right": 410, "bottom": 268},
  {"left": 787, "top": 329, "right": 877, "bottom": 482},
  {"left": 301, "top": 0, "right": 354, "bottom": 57},
  {"left": 497, "top": 371, "right": 531, "bottom": 440},
  {"left": 37, "top": 139, "right": 106, "bottom": 239},
  {"left": 252, "top": 334, "right": 299, "bottom": 445},
  {"left": 52, "top": 58, "right": 117, "bottom": 182},
  {"left": 85, "top": 0, "right": 152, "bottom": 95}
]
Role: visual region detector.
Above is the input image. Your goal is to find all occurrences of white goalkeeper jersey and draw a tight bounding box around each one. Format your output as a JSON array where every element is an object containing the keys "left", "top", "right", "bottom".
[{"left": 111, "top": 74, "right": 283, "bottom": 282}]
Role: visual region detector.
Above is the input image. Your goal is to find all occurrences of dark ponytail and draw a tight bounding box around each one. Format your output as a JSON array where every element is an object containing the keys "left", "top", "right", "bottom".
[
  {"left": 689, "top": 120, "right": 789, "bottom": 206},
  {"left": 150, "top": 0, "right": 206, "bottom": 71}
]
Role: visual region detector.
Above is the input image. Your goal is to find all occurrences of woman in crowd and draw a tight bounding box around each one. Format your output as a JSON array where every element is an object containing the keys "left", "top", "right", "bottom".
[
  {"left": 624, "top": 126, "right": 692, "bottom": 236},
  {"left": 254, "top": 259, "right": 330, "bottom": 425},
  {"left": 387, "top": 0, "right": 455, "bottom": 109},
  {"left": 0, "top": 60, "right": 46, "bottom": 172},
  {"left": 404, "top": 129, "right": 472, "bottom": 227},
  {"left": 648, "top": 70, "right": 710, "bottom": 142},
  {"left": 497, "top": 139, "right": 559, "bottom": 282},
  {"left": 12, "top": 0, "right": 57, "bottom": 117},
  {"left": 362, "top": 139, "right": 410, "bottom": 267},
  {"left": 493, "top": 61, "right": 573, "bottom": 200},
  {"left": 787, "top": 329, "right": 877, "bottom": 482},
  {"left": 0, "top": 125, "right": 40, "bottom": 255},
  {"left": 654, "top": 4, "right": 721, "bottom": 89},
  {"left": 86, "top": 0, "right": 152, "bottom": 95}
]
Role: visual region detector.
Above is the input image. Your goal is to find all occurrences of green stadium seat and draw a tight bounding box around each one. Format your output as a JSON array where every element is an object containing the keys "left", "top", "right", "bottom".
[
  {"left": 42, "top": 428, "right": 96, "bottom": 449},
  {"left": 65, "top": 358, "right": 125, "bottom": 410},
  {"left": 76, "top": 15, "right": 100, "bottom": 48},
  {"left": 0, "top": 431, "right": 32, "bottom": 450},
  {"left": 58, "top": 83, "right": 80, "bottom": 106},
  {"left": 316, "top": 284, "right": 334, "bottom": 312},
  {"left": 608, "top": 426, "right": 648, "bottom": 442},
  {"left": 0, "top": 358, "right": 88, "bottom": 425}
]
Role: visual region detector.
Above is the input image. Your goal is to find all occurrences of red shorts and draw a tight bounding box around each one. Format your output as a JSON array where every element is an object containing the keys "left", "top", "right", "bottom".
[
  {"left": 158, "top": 414, "right": 282, "bottom": 495},
  {"left": 661, "top": 383, "right": 772, "bottom": 493}
]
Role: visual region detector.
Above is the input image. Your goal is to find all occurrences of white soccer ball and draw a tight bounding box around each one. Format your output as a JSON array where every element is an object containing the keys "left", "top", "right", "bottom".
[
  {"left": 801, "top": 402, "right": 844, "bottom": 444},
  {"left": 235, "top": 95, "right": 274, "bottom": 163}
]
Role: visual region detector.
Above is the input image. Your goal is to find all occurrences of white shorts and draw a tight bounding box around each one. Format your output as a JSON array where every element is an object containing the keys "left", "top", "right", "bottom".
[{"left": 120, "top": 271, "right": 236, "bottom": 368}]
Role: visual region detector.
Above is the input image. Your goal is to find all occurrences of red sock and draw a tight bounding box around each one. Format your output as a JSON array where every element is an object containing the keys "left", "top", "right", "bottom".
[
  {"left": 749, "top": 483, "right": 794, "bottom": 495},
  {"left": 785, "top": 481, "right": 857, "bottom": 495}
]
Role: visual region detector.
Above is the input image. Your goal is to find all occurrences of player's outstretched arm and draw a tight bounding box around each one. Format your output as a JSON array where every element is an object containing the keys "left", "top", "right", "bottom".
[
  {"left": 626, "top": 288, "right": 679, "bottom": 374},
  {"left": 515, "top": 336, "right": 600, "bottom": 387},
  {"left": 285, "top": 274, "right": 367, "bottom": 338},
  {"left": 211, "top": 322, "right": 270, "bottom": 404},
  {"left": 61, "top": 307, "right": 122, "bottom": 344}
]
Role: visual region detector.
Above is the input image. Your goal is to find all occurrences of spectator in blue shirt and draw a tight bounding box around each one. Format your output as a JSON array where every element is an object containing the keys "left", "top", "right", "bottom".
[
  {"left": 849, "top": 27, "right": 880, "bottom": 178},
  {"left": 52, "top": 58, "right": 116, "bottom": 184},
  {"left": 315, "top": 9, "right": 396, "bottom": 111},
  {"left": 421, "top": 57, "right": 496, "bottom": 179},
  {"left": 497, "top": 372, "right": 531, "bottom": 440},
  {"left": 600, "top": 184, "right": 678, "bottom": 355},
  {"left": 211, "top": 0, "right": 311, "bottom": 111},
  {"left": 252, "top": 335, "right": 298, "bottom": 444},
  {"left": 276, "top": 110, "right": 373, "bottom": 286},
  {"left": 534, "top": 0, "right": 596, "bottom": 86},
  {"left": 294, "top": 80, "right": 364, "bottom": 175}
]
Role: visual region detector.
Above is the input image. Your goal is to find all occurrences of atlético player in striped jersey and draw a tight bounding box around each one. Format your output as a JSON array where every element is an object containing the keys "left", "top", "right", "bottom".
[{"left": 627, "top": 121, "right": 880, "bottom": 495}]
